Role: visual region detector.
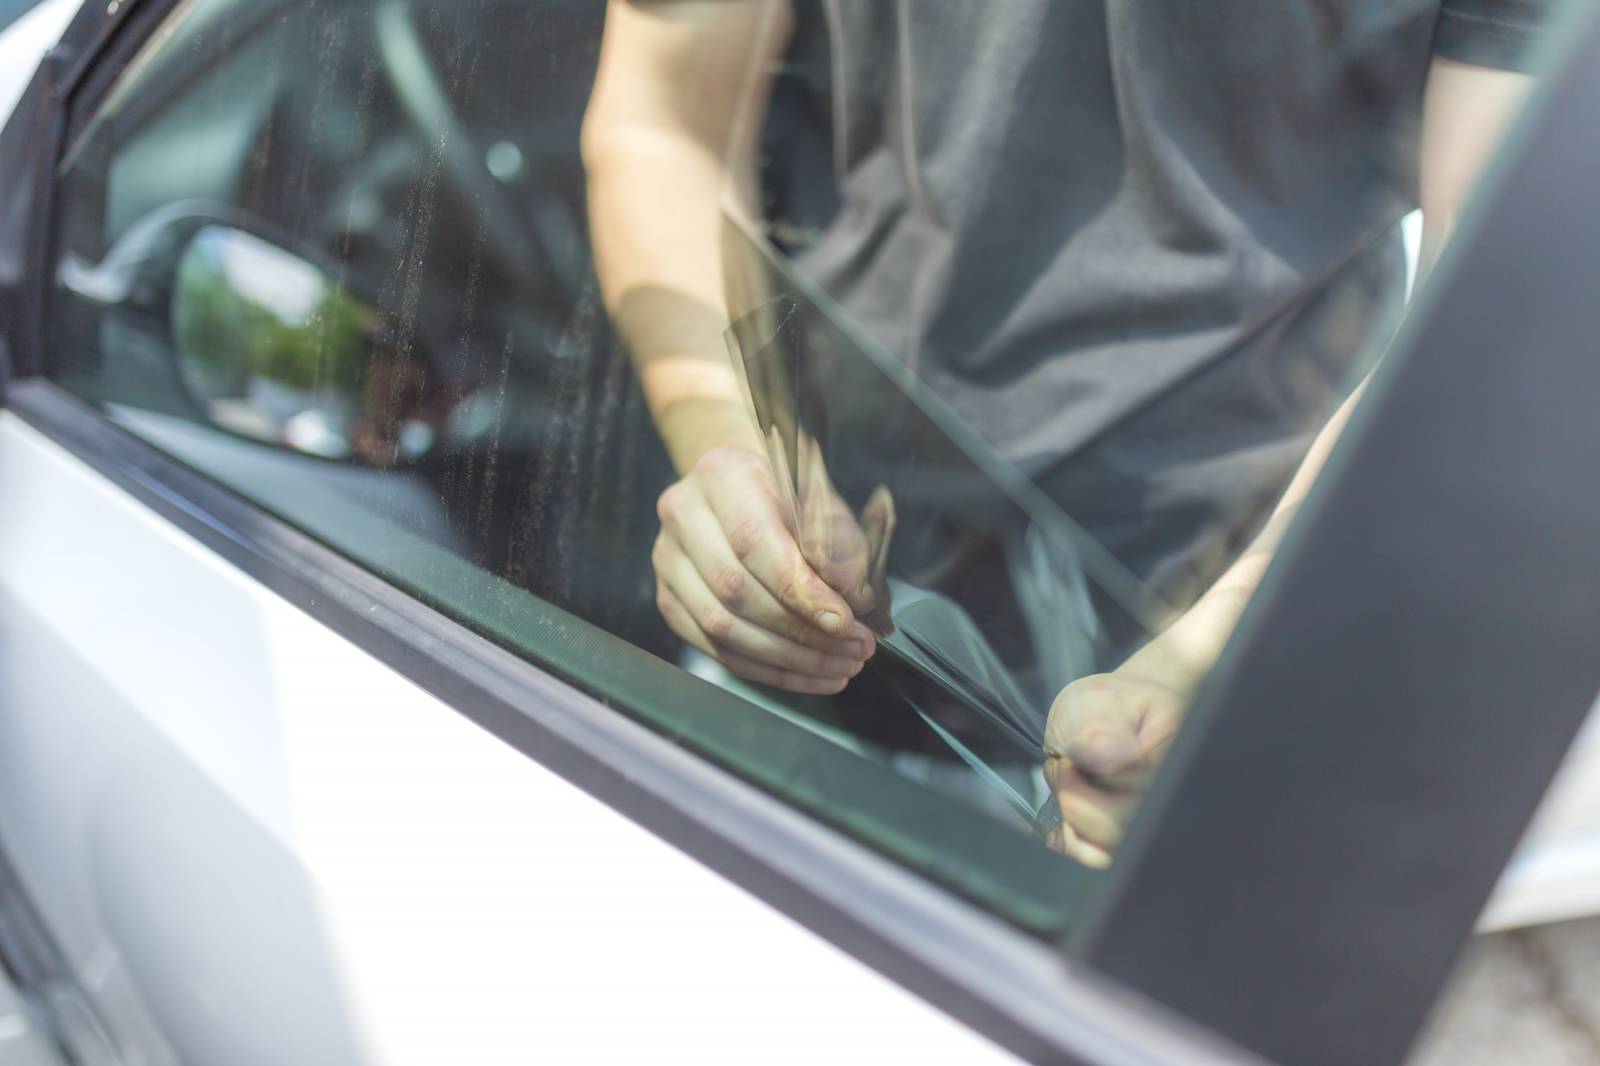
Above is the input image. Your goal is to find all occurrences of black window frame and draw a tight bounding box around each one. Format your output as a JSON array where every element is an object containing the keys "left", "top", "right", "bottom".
[{"left": 4, "top": 2, "right": 1600, "bottom": 1063}]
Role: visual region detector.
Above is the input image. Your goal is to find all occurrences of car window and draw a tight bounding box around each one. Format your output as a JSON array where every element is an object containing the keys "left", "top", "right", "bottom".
[{"left": 41, "top": 0, "right": 1574, "bottom": 940}]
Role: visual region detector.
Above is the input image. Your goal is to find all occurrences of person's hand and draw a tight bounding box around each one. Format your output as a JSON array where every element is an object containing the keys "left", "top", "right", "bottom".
[
  {"left": 1042, "top": 672, "right": 1186, "bottom": 867},
  {"left": 653, "top": 444, "right": 883, "bottom": 694}
]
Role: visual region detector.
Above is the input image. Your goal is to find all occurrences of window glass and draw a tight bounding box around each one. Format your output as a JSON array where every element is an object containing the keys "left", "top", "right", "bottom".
[{"left": 45, "top": 0, "right": 1573, "bottom": 933}]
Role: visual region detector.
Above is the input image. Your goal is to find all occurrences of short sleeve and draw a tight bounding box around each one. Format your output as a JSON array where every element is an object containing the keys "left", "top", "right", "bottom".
[{"left": 1433, "top": 0, "right": 1559, "bottom": 72}]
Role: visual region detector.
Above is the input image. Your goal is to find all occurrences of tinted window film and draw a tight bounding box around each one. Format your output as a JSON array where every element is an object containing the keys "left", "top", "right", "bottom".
[{"left": 44, "top": 0, "right": 1572, "bottom": 936}]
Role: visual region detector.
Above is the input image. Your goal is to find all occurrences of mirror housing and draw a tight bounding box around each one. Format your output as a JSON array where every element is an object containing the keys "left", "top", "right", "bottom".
[
  {"left": 172, "top": 225, "right": 373, "bottom": 459},
  {"left": 60, "top": 204, "right": 438, "bottom": 465}
]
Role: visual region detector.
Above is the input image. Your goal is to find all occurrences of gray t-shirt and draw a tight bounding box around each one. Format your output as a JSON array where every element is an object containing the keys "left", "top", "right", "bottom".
[{"left": 763, "top": 0, "right": 1553, "bottom": 608}]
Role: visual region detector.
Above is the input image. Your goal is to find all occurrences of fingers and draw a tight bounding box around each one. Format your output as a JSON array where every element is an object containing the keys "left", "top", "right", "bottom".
[
  {"left": 794, "top": 435, "right": 875, "bottom": 615},
  {"left": 655, "top": 536, "right": 867, "bottom": 682},
  {"left": 1044, "top": 820, "right": 1114, "bottom": 869},
  {"left": 695, "top": 450, "right": 860, "bottom": 638},
  {"left": 714, "top": 647, "right": 853, "bottom": 696},
  {"left": 1042, "top": 673, "right": 1188, "bottom": 865},
  {"left": 1046, "top": 757, "right": 1137, "bottom": 853},
  {"left": 1044, "top": 675, "right": 1136, "bottom": 768},
  {"left": 655, "top": 580, "right": 720, "bottom": 661},
  {"left": 656, "top": 583, "right": 854, "bottom": 696},
  {"left": 651, "top": 445, "right": 892, "bottom": 696},
  {"left": 857, "top": 486, "right": 897, "bottom": 634},
  {"left": 1044, "top": 674, "right": 1177, "bottom": 783},
  {"left": 801, "top": 498, "right": 874, "bottom": 616},
  {"left": 1043, "top": 758, "right": 1130, "bottom": 869},
  {"left": 657, "top": 476, "right": 876, "bottom": 655}
]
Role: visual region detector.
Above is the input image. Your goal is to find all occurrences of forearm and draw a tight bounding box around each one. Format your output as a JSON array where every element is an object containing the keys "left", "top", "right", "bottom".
[
  {"left": 585, "top": 132, "right": 759, "bottom": 470},
  {"left": 582, "top": 0, "right": 789, "bottom": 473},
  {"left": 1119, "top": 384, "right": 1363, "bottom": 692},
  {"left": 1418, "top": 57, "right": 1535, "bottom": 274}
]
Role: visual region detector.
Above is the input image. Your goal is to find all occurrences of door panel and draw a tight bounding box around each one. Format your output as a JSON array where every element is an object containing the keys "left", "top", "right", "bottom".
[{"left": 0, "top": 410, "right": 1020, "bottom": 1065}]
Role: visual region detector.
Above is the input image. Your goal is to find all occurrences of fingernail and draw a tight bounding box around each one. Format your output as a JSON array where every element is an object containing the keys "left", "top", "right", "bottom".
[
  {"left": 843, "top": 640, "right": 866, "bottom": 659},
  {"left": 817, "top": 610, "right": 843, "bottom": 632},
  {"left": 1046, "top": 827, "right": 1064, "bottom": 853}
]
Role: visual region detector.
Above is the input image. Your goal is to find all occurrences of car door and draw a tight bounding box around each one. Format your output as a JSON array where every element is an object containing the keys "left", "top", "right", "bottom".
[
  {"left": 0, "top": 6, "right": 1049, "bottom": 1064},
  {"left": 2, "top": 2, "right": 1599, "bottom": 1065}
]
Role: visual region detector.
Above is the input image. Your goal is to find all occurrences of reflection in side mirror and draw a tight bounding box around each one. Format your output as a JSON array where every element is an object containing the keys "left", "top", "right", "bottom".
[{"left": 171, "top": 226, "right": 433, "bottom": 464}]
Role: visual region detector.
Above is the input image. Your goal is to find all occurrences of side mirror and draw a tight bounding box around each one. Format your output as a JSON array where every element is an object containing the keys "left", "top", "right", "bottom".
[{"left": 170, "top": 225, "right": 434, "bottom": 464}]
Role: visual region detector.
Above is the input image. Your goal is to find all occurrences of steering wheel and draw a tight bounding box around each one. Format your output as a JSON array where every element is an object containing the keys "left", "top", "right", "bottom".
[{"left": 371, "top": 0, "right": 561, "bottom": 300}]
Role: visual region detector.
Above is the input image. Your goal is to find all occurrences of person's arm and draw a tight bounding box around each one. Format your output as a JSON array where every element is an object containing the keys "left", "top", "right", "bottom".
[
  {"left": 1042, "top": 55, "right": 1536, "bottom": 866},
  {"left": 583, "top": 0, "right": 878, "bottom": 693},
  {"left": 583, "top": 0, "right": 781, "bottom": 470}
]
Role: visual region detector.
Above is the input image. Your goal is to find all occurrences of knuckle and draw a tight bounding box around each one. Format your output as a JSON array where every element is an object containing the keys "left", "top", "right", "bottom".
[
  {"left": 650, "top": 537, "right": 679, "bottom": 578},
  {"left": 775, "top": 574, "right": 805, "bottom": 607},
  {"left": 698, "top": 606, "right": 735, "bottom": 640},
  {"left": 727, "top": 517, "right": 765, "bottom": 560},
  {"left": 776, "top": 644, "right": 812, "bottom": 672},
  {"left": 780, "top": 615, "right": 814, "bottom": 644},
  {"left": 798, "top": 530, "right": 826, "bottom": 562},
  {"left": 656, "top": 485, "right": 682, "bottom": 526},
  {"left": 817, "top": 558, "right": 862, "bottom": 592},
  {"left": 710, "top": 565, "right": 748, "bottom": 609}
]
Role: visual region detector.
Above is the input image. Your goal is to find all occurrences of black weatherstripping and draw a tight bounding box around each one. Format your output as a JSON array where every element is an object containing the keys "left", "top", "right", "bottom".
[
  {"left": 1079, "top": 8, "right": 1600, "bottom": 1066},
  {"left": 0, "top": 31, "right": 66, "bottom": 387}
]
